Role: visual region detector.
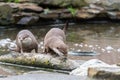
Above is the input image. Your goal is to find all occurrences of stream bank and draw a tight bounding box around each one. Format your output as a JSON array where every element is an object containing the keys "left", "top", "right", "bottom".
[{"left": 0, "top": 0, "right": 120, "bottom": 25}]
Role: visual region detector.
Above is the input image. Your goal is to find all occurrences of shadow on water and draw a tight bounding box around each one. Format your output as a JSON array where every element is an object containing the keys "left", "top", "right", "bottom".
[{"left": 0, "top": 22, "right": 120, "bottom": 79}]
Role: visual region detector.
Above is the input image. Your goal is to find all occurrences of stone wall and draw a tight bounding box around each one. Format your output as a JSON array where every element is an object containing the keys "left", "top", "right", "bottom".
[{"left": 0, "top": 0, "right": 120, "bottom": 25}]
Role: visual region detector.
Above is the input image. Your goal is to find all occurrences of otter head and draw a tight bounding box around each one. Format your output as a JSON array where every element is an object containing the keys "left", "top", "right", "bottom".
[
  {"left": 57, "top": 44, "right": 68, "bottom": 56},
  {"left": 18, "top": 34, "right": 29, "bottom": 41},
  {"left": 52, "top": 42, "right": 68, "bottom": 57}
]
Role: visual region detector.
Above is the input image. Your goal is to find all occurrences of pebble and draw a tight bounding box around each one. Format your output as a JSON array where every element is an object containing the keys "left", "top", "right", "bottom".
[
  {"left": 74, "top": 43, "right": 79, "bottom": 47},
  {"left": 117, "top": 48, "right": 120, "bottom": 52},
  {"left": 105, "top": 46, "right": 113, "bottom": 51}
]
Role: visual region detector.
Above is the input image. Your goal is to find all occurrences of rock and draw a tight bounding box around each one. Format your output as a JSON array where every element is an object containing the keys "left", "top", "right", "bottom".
[
  {"left": 0, "top": 38, "right": 12, "bottom": 49},
  {"left": 1, "top": 0, "right": 120, "bottom": 25},
  {"left": 71, "top": 0, "right": 87, "bottom": 7},
  {"left": 6, "top": 3, "right": 19, "bottom": 13},
  {"left": 89, "top": 4, "right": 105, "bottom": 11},
  {"left": 17, "top": 16, "right": 39, "bottom": 25},
  {"left": 0, "top": 73, "right": 83, "bottom": 80},
  {"left": 117, "top": 63, "right": 120, "bottom": 66},
  {"left": 85, "top": 0, "right": 120, "bottom": 11},
  {"left": 87, "top": 9, "right": 101, "bottom": 14},
  {"left": 0, "top": 52, "right": 79, "bottom": 71},
  {"left": 40, "top": 9, "right": 72, "bottom": 19},
  {"left": 88, "top": 67, "right": 120, "bottom": 80},
  {"left": 0, "top": 68, "right": 11, "bottom": 77},
  {"left": 0, "top": 0, "right": 4, "bottom": 2},
  {"left": 70, "top": 59, "right": 117, "bottom": 76},
  {"left": 85, "top": 0, "right": 100, "bottom": 4},
  {"left": 107, "top": 11, "right": 120, "bottom": 19},
  {"left": 76, "top": 10, "right": 95, "bottom": 19},
  {"left": 6, "top": 3, "right": 43, "bottom": 13},
  {"left": 22, "top": 0, "right": 87, "bottom": 8},
  {"left": 0, "top": 3, "right": 42, "bottom": 25},
  {"left": 0, "top": 38, "right": 15, "bottom": 55},
  {"left": 0, "top": 3, "right": 14, "bottom": 25},
  {"left": 17, "top": 0, "right": 30, "bottom": 3},
  {"left": 17, "top": 3, "right": 43, "bottom": 13}
]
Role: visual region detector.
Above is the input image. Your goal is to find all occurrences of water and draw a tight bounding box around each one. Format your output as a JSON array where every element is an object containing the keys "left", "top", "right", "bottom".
[
  {"left": 1, "top": 23, "right": 120, "bottom": 64},
  {"left": 66, "top": 23, "right": 120, "bottom": 64},
  {"left": 0, "top": 23, "right": 120, "bottom": 79}
]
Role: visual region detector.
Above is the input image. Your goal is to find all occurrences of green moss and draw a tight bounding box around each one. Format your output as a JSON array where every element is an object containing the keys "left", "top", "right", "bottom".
[
  {"left": 0, "top": 49, "right": 9, "bottom": 56},
  {"left": 68, "top": 6, "right": 78, "bottom": 16},
  {"left": 0, "top": 53, "right": 71, "bottom": 70},
  {"left": 6, "top": 0, "right": 19, "bottom": 3},
  {"left": 44, "top": 60, "right": 49, "bottom": 65},
  {"left": 31, "top": 58, "right": 36, "bottom": 65},
  {"left": 44, "top": 8, "right": 51, "bottom": 14}
]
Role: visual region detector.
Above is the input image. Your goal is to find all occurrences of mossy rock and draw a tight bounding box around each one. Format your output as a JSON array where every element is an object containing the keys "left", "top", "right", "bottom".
[
  {"left": 0, "top": 52, "right": 79, "bottom": 71},
  {"left": 0, "top": 3, "right": 14, "bottom": 25}
]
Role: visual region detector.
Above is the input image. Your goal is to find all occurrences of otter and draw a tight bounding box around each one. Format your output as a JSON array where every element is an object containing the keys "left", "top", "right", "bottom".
[
  {"left": 10, "top": 29, "right": 38, "bottom": 53},
  {"left": 43, "top": 22, "right": 68, "bottom": 58}
]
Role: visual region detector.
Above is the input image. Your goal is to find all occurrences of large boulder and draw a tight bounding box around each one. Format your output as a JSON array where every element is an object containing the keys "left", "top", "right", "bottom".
[
  {"left": 0, "top": 3, "right": 14, "bottom": 25},
  {"left": 85, "top": 0, "right": 120, "bottom": 11},
  {"left": 88, "top": 67, "right": 120, "bottom": 80},
  {"left": 70, "top": 59, "right": 118, "bottom": 76}
]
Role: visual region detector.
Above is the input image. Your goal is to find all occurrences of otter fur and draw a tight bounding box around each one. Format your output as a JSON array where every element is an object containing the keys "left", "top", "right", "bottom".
[
  {"left": 10, "top": 30, "right": 38, "bottom": 53},
  {"left": 43, "top": 22, "right": 68, "bottom": 58}
]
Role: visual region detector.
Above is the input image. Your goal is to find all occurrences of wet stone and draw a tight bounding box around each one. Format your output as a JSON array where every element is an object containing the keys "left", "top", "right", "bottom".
[
  {"left": 39, "top": 9, "right": 72, "bottom": 19},
  {"left": 17, "top": 16, "right": 39, "bottom": 25},
  {"left": 0, "top": 52, "right": 79, "bottom": 71},
  {"left": 107, "top": 11, "right": 120, "bottom": 19},
  {"left": 0, "top": 3, "right": 14, "bottom": 25},
  {"left": 18, "top": 3, "right": 43, "bottom": 13},
  {"left": 0, "top": 73, "right": 84, "bottom": 80},
  {"left": 0, "top": 68, "right": 12, "bottom": 77},
  {"left": 88, "top": 67, "right": 120, "bottom": 80},
  {"left": 70, "top": 59, "right": 116, "bottom": 76},
  {"left": 76, "top": 10, "right": 95, "bottom": 19}
]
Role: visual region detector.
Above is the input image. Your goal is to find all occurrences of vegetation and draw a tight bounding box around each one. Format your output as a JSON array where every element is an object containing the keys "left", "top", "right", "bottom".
[
  {"left": 44, "top": 8, "right": 51, "bottom": 14},
  {"left": 68, "top": 6, "right": 78, "bottom": 16},
  {"left": 7, "top": 0, "right": 19, "bottom": 3}
]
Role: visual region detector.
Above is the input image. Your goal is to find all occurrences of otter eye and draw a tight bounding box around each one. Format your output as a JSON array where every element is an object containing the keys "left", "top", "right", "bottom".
[{"left": 19, "top": 37, "right": 23, "bottom": 40}]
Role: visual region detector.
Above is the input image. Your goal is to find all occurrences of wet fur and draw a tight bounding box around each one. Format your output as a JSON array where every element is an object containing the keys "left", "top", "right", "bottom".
[
  {"left": 44, "top": 25, "right": 68, "bottom": 57},
  {"left": 14, "top": 30, "right": 38, "bottom": 53}
]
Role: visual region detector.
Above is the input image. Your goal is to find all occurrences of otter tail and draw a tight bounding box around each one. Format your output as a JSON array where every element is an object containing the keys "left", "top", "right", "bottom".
[{"left": 63, "top": 21, "right": 69, "bottom": 33}]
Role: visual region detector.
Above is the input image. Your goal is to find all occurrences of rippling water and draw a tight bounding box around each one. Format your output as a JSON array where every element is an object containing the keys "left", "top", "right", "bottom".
[{"left": 0, "top": 23, "right": 120, "bottom": 64}]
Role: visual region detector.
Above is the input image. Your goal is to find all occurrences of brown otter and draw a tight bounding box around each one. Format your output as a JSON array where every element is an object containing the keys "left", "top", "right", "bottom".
[
  {"left": 43, "top": 22, "right": 68, "bottom": 58},
  {"left": 10, "top": 29, "right": 38, "bottom": 53}
]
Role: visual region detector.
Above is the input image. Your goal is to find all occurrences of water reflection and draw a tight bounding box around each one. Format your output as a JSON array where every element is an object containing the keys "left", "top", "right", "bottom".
[{"left": 0, "top": 23, "right": 120, "bottom": 64}]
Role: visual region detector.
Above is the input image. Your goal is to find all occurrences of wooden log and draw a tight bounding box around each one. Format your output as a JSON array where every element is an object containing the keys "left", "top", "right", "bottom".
[{"left": 0, "top": 52, "right": 79, "bottom": 71}]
